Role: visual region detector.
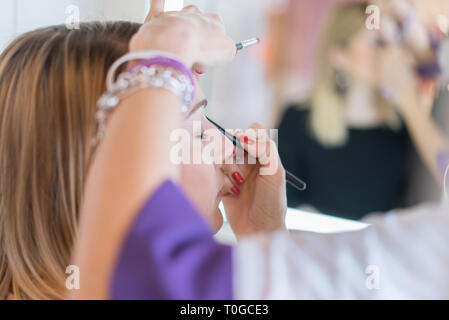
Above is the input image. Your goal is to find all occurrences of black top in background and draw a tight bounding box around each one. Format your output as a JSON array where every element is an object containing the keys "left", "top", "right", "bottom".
[{"left": 277, "top": 105, "right": 410, "bottom": 220}]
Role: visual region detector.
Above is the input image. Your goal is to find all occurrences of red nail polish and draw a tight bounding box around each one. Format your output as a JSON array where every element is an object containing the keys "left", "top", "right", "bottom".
[
  {"left": 232, "top": 172, "right": 245, "bottom": 185},
  {"left": 231, "top": 186, "right": 240, "bottom": 195},
  {"left": 242, "top": 136, "right": 255, "bottom": 145}
]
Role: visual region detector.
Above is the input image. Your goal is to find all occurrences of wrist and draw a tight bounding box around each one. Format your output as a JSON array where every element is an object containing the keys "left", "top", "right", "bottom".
[
  {"left": 128, "top": 49, "right": 194, "bottom": 69},
  {"left": 95, "top": 52, "right": 196, "bottom": 145},
  {"left": 130, "top": 29, "right": 197, "bottom": 68}
]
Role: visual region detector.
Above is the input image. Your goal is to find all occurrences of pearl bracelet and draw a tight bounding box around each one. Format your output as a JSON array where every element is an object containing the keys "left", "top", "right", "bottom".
[{"left": 94, "top": 54, "right": 195, "bottom": 146}]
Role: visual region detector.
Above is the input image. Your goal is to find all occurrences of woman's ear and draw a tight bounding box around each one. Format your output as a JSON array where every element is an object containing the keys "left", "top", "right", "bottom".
[{"left": 329, "top": 46, "right": 349, "bottom": 71}]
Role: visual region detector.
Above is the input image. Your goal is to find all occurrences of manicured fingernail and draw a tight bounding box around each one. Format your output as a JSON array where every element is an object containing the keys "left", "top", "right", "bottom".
[
  {"left": 232, "top": 172, "right": 245, "bottom": 185},
  {"left": 231, "top": 186, "right": 240, "bottom": 195},
  {"left": 241, "top": 136, "right": 255, "bottom": 145}
]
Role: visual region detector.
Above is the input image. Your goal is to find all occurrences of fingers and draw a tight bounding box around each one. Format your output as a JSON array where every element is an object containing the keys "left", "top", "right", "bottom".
[
  {"left": 194, "top": 34, "right": 236, "bottom": 71},
  {"left": 205, "top": 12, "right": 225, "bottom": 32},
  {"left": 180, "top": 6, "right": 222, "bottom": 28},
  {"left": 182, "top": 5, "right": 202, "bottom": 14},
  {"left": 193, "top": 63, "right": 208, "bottom": 75},
  {"left": 206, "top": 13, "right": 223, "bottom": 24},
  {"left": 222, "top": 170, "right": 244, "bottom": 196},
  {"left": 225, "top": 165, "right": 246, "bottom": 196},
  {"left": 138, "top": 1, "right": 235, "bottom": 72},
  {"left": 145, "top": 0, "right": 165, "bottom": 23},
  {"left": 218, "top": 129, "right": 246, "bottom": 197},
  {"left": 235, "top": 123, "right": 271, "bottom": 164},
  {"left": 221, "top": 123, "right": 282, "bottom": 196},
  {"left": 234, "top": 124, "right": 282, "bottom": 177}
]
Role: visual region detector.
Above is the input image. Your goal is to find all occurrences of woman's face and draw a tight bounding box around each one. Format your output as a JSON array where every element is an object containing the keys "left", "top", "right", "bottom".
[
  {"left": 335, "top": 29, "right": 383, "bottom": 87},
  {"left": 178, "top": 78, "right": 236, "bottom": 232}
]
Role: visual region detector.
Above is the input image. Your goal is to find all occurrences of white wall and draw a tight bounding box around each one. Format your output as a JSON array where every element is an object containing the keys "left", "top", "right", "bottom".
[
  {"left": 0, "top": 0, "right": 16, "bottom": 50},
  {"left": 186, "top": 0, "right": 276, "bottom": 128},
  {"left": 0, "top": 0, "right": 274, "bottom": 128},
  {"left": 0, "top": 0, "right": 148, "bottom": 50}
]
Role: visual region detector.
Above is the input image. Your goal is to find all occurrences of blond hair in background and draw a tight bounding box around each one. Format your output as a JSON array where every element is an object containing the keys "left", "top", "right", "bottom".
[
  {"left": 310, "top": 2, "right": 401, "bottom": 147},
  {"left": 0, "top": 22, "right": 140, "bottom": 299}
]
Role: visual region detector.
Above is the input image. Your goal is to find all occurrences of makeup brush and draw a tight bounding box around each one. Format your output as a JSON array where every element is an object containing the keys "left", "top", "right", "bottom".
[{"left": 206, "top": 116, "right": 307, "bottom": 192}]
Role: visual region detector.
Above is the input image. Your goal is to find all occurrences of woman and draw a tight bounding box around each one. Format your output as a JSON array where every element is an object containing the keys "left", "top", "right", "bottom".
[
  {"left": 0, "top": 11, "right": 282, "bottom": 299},
  {"left": 0, "top": 21, "right": 141, "bottom": 299},
  {"left": 278, "top": 2, "right": 441, "bottom": 220},
  {"left": 71, "top": 1, "right": 449, "bottom": 299}
]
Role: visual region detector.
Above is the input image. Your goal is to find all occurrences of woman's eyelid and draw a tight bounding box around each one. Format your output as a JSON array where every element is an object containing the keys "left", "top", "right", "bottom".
[
  {"left": 194, "top": 123, "right": 206, "bottom": 139},
  {"left": 191, "top": 112, "right": 210, "bottom": 139}
]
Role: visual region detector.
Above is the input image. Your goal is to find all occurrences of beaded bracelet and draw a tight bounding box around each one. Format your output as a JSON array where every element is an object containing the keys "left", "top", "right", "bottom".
[{"left": 94, "top": 52, "right": 195, "bottom": 146}]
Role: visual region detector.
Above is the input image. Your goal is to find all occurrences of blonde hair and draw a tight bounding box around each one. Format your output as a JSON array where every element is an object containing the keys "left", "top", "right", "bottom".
[
  {"left": 310, "top": 2, "right": 400, "bottom": 147},
  {"left": 0, "top": 22, "right": 140, "bottom": 299}
]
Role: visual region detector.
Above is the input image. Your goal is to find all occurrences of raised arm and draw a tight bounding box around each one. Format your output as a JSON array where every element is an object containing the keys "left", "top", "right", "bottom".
[
  {"left": 380, "top": 45, "right": 449, "bottom": 185},
  {"left": 71, "top": 1, "right": 235, "bottom": 299},
  {"left": 235, "top": 201, "right": 449, "bottom": 299}
]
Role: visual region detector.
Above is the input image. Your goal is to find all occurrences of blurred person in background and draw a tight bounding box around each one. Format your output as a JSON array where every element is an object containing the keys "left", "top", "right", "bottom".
[
  {"left": 278, "top": 1, "right": 448, "bottom": 220},
  {"left": 375, "top": 0, "right": 449, "bottom": 206}
]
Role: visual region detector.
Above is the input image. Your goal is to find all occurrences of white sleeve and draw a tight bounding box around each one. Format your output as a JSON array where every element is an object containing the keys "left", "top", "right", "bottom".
[{"left": 233, "top": 202, "right": 449, "bottom": 299}]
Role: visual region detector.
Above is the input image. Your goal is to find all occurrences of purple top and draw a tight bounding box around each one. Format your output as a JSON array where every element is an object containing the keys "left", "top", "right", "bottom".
[{"left": 110, "top": 180, "right": 233, "bottom": 300}]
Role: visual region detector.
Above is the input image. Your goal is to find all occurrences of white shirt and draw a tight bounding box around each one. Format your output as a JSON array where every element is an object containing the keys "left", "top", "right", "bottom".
[{"left": 234, "top": 201, "right": 449, "bottom": 299}]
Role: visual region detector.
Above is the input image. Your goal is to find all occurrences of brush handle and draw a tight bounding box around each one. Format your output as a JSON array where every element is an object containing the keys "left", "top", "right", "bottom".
[
  {"left": 285, "top": 171, "right": 307, "bottom": 191},
  {"left": 236, "top": 138, "right": 307, "bottom": 191},
  {"left": 206, "top": 116, "right": 307, "bottom": 191}
]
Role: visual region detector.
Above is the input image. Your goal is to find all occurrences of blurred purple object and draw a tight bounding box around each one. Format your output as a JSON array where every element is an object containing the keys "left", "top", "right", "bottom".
[
  {"left": 437, "top": 150, "right": 449, "bottom": 181},
  {"left": 416, "top": 61, "right": 442, "bottom": 79}
]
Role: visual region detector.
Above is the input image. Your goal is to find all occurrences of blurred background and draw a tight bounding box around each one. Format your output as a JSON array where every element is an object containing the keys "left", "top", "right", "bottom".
[{"left": 1, "top": 0, "right": 448, "bottom": 223}]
